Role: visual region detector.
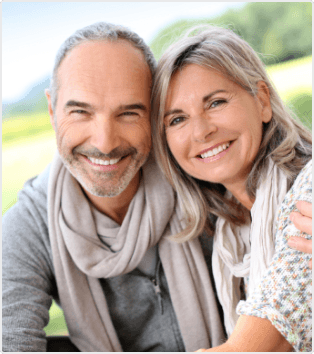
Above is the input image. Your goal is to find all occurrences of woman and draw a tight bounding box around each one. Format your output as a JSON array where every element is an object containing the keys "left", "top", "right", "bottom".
[{"left": 151, "top": 25, "right": 312, "bottom": 352}]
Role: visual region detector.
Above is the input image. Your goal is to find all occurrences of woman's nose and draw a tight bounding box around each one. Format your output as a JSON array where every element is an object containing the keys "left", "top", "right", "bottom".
[{"left": 191, "top": 115, "right": 218, "bottom": 142}]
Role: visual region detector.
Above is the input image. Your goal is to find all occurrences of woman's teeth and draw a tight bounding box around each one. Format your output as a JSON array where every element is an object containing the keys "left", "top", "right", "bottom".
[
  {"left": 88, "top": 157, "right": 121, "bottom": 165},
  {"left": 200, "top": 142, "right": 230, "bottom": 159}
]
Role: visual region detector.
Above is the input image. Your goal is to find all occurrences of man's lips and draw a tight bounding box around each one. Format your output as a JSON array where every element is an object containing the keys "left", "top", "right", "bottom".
[
  {"left": 82, "top": 154, "right": 130, "bottom": 171},
  {"left": 87, "top": 156, "right": 122, "bottom": 166}
]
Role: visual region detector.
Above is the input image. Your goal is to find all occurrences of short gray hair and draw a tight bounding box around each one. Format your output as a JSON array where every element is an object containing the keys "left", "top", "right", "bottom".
[
  {"left": 152, "top": 25, "right": 312, "bottom": 242},
  {"left": 49, "top": 22, "right": 156, "bottom": 110}
]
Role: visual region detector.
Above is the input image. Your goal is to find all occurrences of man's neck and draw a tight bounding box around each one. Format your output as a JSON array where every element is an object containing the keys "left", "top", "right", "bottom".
[{"left": 84, "top": 172, "right": 141, "bottom": 225}]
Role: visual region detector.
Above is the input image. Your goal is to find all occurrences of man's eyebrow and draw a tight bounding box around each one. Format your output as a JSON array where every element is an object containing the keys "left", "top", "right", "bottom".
[
  {"left": 164, "top": 90, "right": 227, "bottom": 118},
  {"left": 118, "top": 103, "right": 148, "bottom": 112},
  {"left": 64, "top": 100, "right": 94, "bottom": 111}
]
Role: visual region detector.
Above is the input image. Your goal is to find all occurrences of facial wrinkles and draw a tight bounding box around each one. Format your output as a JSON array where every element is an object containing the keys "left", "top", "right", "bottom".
[
  {"left": 73, "top": 145, "right": 137, "bottom": 161},
  {"left": 52, "top": 41, "right": 152, "bottom": 201}
]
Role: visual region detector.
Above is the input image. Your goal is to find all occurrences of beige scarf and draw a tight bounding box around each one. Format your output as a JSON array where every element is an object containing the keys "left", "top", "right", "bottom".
[
  {"left": 212, "top": 159, "right": 288, "bottom": 336},
  {"left": 48, "top": 152, "right": 225, "bottom": 352}
]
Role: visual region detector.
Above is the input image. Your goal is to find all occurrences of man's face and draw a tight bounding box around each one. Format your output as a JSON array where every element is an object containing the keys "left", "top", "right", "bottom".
[{"left": 47, "top": 40, "right": 152, "bottom": 198}]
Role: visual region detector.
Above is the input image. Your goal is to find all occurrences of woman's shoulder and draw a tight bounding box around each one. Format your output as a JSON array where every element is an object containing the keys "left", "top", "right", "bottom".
[
  {"left": 294, "top": 159, "right": 312, "bottom": 184},
  {"left": 293, "top": 159, "right": 312, "bottom": 194},
  {"left": 282, "top": 159, "right": 312, "bottom": 209},
  {"left": 275, "top": 159, "right": 312, "bottom": 249}
]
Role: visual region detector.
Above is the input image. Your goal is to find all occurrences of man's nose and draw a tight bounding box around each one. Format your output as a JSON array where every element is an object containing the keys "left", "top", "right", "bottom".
[
  {"left": 90, "top": 116, "right": 121, "bottom": 154},
  {"left": 191, "top": 114, "right": 218, "bottom": 142}
]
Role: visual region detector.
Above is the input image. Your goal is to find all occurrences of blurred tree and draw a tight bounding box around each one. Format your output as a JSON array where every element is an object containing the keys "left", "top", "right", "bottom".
[{"left": 150, "top": 2, "right": 312, "bottom": 64}]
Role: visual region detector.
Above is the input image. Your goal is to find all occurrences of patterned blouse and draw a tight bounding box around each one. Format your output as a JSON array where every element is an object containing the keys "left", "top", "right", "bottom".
[{"left": 237, "top": 160, "right": 312, "bottom": 352}]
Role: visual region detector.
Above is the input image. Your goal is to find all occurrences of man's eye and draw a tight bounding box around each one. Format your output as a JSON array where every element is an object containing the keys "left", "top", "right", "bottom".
[
  {"left": 71, "top": 110, "right": 87, "bottom": 114},
  {"left": 121, "top": 111, "right": 138, "bottom": 117}
]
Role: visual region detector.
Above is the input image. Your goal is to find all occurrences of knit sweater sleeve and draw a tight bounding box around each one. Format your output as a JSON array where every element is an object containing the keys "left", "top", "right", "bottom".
[
  {"left": 2, "top": 166, "right": 56, "bottom": 352},
  {"left": 236, "top": 160, "right": 312, "bottom": 352}
]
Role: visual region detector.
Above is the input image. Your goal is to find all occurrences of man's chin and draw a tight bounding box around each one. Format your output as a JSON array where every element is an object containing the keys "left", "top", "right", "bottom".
[{"left": 87, "top": 185, "right": 127, "bottom": 198}]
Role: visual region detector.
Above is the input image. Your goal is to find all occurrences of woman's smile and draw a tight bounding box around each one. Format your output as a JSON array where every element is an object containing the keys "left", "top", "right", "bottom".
[
  {"left": 164, "top": 64, "right": 272, "bottom": 192},
  {"left": 195, "top": 141, "right": 231, "bottom": 161}
]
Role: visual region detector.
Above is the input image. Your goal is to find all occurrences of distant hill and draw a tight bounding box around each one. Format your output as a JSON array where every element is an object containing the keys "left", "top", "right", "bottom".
[{"left": 2, "top": 76, "right": 50, "bottom": 119}]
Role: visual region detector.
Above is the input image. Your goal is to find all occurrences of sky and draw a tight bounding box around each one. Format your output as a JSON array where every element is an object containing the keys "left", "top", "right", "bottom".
[{"left": 2, "top": 1, "right": 245, "bottom": 103}]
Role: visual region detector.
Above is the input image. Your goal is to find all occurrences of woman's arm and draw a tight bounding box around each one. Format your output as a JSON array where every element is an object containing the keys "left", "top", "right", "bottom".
[
  {"left": 289, "top": 201, "right": 312, "bottom": 268},
  {"left": 199, "top": 163, "right": 312, "bottom": 353},
  {"left": 198, "top": 315, "right": 293, "bottom": 352}
]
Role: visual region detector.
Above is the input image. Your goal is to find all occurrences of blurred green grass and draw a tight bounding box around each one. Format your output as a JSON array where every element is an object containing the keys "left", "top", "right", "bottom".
[
  {"left": 2, "top": 55, "right": 312, "bottom": 336},
  {"left": 45, "top": 301, "right": 69, "bottom": 336}
]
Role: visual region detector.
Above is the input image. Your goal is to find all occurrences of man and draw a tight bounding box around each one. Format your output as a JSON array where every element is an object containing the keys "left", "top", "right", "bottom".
[
  {"left": 2, "top": 22, "right": 225, "bottom": 352},
  {"left": 3, "top": 22, "right": 311, "bottom": 352}
]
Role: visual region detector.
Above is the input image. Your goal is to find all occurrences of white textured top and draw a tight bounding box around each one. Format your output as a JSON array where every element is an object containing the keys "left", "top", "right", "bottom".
[{"left": 237, "top": 160, "right": 312, "bottom": 352}]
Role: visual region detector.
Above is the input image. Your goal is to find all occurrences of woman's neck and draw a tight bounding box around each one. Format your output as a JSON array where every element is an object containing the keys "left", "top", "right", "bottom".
[{"left": 224, "top": 181, "right": 254, "bottom": 211}]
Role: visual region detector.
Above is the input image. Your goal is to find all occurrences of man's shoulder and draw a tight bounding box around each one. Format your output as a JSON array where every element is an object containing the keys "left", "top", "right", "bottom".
[
  {"left": 24, "top": 162, "right": 52, "bottom": 199},
  {"left": 3, "top": 162, "right": 54, "bottom": 278}
]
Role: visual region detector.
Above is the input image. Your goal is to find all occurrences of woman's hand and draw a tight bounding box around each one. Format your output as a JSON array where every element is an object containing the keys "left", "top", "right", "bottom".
[{"left": 288, "top": 201, "right": 312, "bottom": 268}]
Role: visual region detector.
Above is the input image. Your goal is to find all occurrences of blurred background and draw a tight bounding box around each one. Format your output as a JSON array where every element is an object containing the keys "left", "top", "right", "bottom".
[{"left": 2, "top": 1, "right": 312, "bottom": 337}]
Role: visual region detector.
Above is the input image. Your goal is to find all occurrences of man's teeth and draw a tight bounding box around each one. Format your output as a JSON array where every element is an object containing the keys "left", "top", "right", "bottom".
[
  {"left": 200, "top": 142, "right": 230, "bottom": 159},
  {"left": 88, "top": 157, "right": 121, "bottom": 165}
]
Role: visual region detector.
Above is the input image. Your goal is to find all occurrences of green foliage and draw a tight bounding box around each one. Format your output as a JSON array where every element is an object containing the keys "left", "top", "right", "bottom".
[
  {"left": 150, "top": 2, "right": 312, "bottom": 64},
  {"left": 287, "top": 92, "right": 312, "bottom": 130},
  {"left": 44, "top": 301, "right": 68, "bottom": 336},
  {"left": 2, "top": 112, "right": 53, "bottom": 145}
]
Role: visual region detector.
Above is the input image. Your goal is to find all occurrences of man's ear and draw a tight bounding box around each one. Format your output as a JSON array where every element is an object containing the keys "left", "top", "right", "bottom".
[
  {"left": 45, "top": 89, "right": 56, "bottom": 131},
  {"left": 256, "top": 81, "right": 272, "bottom": 123}
]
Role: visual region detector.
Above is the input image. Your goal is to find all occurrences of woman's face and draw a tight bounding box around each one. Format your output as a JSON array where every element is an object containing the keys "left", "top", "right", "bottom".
[{"left": 164, "top": 64, "right": 272, "bottom": 191}]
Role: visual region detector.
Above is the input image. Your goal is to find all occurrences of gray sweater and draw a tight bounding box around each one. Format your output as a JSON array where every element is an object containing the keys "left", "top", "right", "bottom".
[{"left": 4, "top": 164, "right": 218, "bottom": 352}]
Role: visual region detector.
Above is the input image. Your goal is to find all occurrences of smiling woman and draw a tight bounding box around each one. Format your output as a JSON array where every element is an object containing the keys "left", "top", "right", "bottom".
[
  {"left": 164, "top": 66, "right": 272, "bottom": 209},
  {"left": 151, "top": 25, "right": 312, "bottom": 352}
]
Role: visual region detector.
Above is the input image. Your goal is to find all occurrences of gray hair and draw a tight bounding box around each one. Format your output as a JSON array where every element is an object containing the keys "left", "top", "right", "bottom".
[
  {"left": 151, "top": 25, "right": 312, "bottom": 242},
  {"left": 49, "top": 22, "right": 156, "bottom": 110}
]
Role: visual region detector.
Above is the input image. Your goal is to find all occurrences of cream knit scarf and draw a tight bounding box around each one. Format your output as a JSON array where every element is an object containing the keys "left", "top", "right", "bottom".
[
  {"left": 48, "top": 152, "right": 225, "bottom": 352},
  {"left": 212, "top": 159, "right": 288, "bottom": 336}
]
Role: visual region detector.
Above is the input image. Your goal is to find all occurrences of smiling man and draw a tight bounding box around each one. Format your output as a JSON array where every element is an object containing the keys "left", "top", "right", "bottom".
[
  {"left": 47, "top": 39, "right": 152, "bottom": 223},
  {"left": 2, "top": 23, "right": 226, "bottom": 352}
]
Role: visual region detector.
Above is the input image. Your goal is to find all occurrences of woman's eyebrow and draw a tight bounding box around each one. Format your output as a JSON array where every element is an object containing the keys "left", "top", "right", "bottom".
[
  {"left": 164, "top": 89, "right": 227, "bottom": 118},
  {"left": 164, "top": 109, "right": 184, "bottom": 119},
  {"left": 202, "top": 89, "right": 227, "bottom": 103}
]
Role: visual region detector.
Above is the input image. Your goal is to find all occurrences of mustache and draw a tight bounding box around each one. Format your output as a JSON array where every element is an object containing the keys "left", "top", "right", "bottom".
[{"left": 73, "top": 146, "right": 137, "bottom": 160}]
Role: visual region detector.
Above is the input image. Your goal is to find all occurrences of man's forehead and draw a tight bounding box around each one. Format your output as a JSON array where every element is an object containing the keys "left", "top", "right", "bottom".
[
  {"left": 58, "top": 39, "right": 150, "bottom": 79},
  {"left": 55, "top": 40, "right": 152, "bottom": 107}
]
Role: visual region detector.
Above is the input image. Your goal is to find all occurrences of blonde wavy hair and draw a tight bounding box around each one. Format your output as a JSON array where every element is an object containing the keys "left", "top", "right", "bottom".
[{"left": 151, "top": 25, "right": 312, "bottom": 242}]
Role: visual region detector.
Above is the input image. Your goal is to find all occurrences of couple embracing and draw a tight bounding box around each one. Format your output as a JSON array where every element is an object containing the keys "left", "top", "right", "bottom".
[{"left": 3, "top": 22, "right": 312, "bottom": 352}]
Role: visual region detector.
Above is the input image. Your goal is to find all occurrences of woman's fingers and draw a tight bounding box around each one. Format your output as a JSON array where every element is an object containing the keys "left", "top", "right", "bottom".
[
  {"left": 288, "top": 237, "right": 312, "bottom": 253},
  {"left": 296, "top": 200, "right": 312, "bottom": 218},
  {"left": 288, "top": 237, "right": 312, "bottom": 269},
  {"left": 288, "top": 201, "right": 312, "bottom": 269},
  {"left": 289, "top": 201, "right": 312, "bottom": 236}
]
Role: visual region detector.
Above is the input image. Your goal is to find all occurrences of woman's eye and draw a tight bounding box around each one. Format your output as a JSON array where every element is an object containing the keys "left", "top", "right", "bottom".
[
  {"left": 169, "top": 116, "right": 185, "bottom": 126},
  {"left": 210, "top": 99, "right": 226, "bottom": 108}
]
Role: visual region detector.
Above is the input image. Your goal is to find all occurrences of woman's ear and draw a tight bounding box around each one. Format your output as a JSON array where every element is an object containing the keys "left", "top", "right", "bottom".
[{"left": 256, "top": 81, "right": 272, "bottom": 123}]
